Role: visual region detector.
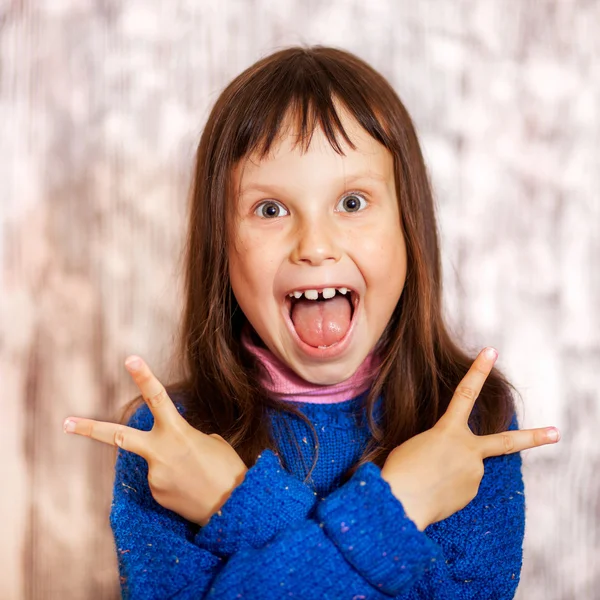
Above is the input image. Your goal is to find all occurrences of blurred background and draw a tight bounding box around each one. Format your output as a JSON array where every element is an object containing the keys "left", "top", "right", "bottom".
[{"left": 1, "top": 1, "right": 598, "bottom": 598}]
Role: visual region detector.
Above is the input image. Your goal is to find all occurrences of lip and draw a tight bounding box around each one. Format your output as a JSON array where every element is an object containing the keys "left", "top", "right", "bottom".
[{"left": 282, "top": 289, "right": 360, "bottom": 359}]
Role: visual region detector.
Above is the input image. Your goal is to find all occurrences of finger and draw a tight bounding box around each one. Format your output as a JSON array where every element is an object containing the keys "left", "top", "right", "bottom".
[
  {"left": 64, "top": 416, "right": 149, "bottom": 457},
  {"left": 479, "top": 426, "right": 560, "bottom": 459},
  {"left": 125, "top": 355, "right": 181, "bottom": 427},
  {"left": 440, "top": 347, "right": 498, "bottom": 425}
]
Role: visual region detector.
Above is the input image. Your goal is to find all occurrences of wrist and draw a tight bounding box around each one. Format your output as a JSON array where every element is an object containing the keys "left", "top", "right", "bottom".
[
  {"left": 193, "top": 450, "right": 317, "bottom": 557},
  {"left": 380, "top": 467, "right": 432, "bottom": 531},
  {"left": 195, "top": 467, "right": 249, "bottom": 527}
]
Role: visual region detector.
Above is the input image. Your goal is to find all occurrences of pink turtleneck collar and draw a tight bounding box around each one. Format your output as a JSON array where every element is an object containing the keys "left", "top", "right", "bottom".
[{"left": 240, "top": 325, "right": 381, "bottom": 404}]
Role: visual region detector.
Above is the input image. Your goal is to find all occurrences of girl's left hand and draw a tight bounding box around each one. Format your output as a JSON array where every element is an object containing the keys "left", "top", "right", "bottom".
[{"left": 63, "top": 356, "right": 248, "bottom": 526}]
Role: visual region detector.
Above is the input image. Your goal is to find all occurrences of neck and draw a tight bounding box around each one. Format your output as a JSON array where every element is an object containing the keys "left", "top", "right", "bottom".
[{"left": 240, "top": 325, "right": 380, "bottom": 404}]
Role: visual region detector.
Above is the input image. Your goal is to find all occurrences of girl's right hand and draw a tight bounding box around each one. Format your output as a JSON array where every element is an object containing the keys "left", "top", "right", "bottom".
[
  {"left": 64, "top": 356, "right": 248, "bottom": 527},
  {"left": 380, "top": 347, "right": 560, "bottom": 531}
]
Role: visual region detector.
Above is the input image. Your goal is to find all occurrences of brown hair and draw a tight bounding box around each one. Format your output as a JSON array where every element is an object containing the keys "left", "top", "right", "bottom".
[{"left": 126, "top": 45, "right": 519, "bottom": 481}]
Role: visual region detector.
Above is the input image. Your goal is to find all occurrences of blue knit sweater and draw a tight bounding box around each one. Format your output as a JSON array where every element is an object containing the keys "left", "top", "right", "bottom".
[{"left": 110, "top": 391, "right": 525, "bottom": 599}]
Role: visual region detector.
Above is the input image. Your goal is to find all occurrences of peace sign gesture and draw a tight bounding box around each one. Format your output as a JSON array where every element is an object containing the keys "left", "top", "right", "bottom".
[
  {"left": 381, "top": 347, "right": 560, "bottom": 531},
  {"left": 64, "top": 356, "right": 248, "bottom": 526}
]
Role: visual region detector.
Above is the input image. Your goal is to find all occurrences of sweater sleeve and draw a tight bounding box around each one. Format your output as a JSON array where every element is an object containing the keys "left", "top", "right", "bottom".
[
  {"left": 191, "top": 438, "right": 525, "bottom": 600},
  {"left": 188, "top": 415, "right": 526, "bottom": 600},
  {"left": 109, "top": 405, "right": 219, "bottom": 599},
  {"left": 193, "top": 448, "right": 318, "bottom": 556},
  {"left": 110, "top": 404, "right": 441, "bottom": 599},
  {"left": 111, "top": 403, "right": 319, "bottom": 597},
  {"left": 110, "top": 416, "right": 441, "bottom": 598},
  {"left": 111, "top": 406, "right": 525, "bottom": 600},
  {"left": 398, "top": 412, "right": 526, "bottom": 599}
]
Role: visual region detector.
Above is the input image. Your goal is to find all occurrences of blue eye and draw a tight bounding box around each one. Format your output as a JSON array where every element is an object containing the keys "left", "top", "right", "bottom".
[
  {"left": 254, "top": 201, "right": 289, "bottom": 218},
  {"left": 337, "top": 192, "right": 367, "bottom": 213}
]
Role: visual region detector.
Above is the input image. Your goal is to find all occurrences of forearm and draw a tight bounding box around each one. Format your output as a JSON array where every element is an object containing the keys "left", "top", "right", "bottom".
[
  {"left": 113, "top": 449, "right": 440, "bottom": 599},
  {"left": 194, "top": 449, "right": 317, "bottom": 556}
]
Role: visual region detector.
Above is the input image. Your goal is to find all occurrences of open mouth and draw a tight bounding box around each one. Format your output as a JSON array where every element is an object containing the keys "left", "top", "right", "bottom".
[{"left": 284, "top": 287, "right": 357, "bottom": 350}]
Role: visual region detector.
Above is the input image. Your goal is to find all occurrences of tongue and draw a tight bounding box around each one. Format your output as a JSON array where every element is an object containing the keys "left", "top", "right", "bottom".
[{"left": 290, "top": 295, "right": 352, "bottom": 347}]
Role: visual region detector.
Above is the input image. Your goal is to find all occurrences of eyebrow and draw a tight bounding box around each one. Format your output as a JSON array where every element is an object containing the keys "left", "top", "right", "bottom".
[
  {"left": 342, "top": 172, "right": 388, "bottom": 185},
  {"left": 237, "top": 172, "right": 388, "bottom": 198}
]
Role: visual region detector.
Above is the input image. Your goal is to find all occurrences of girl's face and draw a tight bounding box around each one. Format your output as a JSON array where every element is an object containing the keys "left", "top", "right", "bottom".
[{"left": 229, "top": 105, "right": 407, "bottom": 384}]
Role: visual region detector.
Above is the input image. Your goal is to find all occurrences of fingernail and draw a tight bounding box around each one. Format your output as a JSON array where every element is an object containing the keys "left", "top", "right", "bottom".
[
  {"left": 485, "top": 347, "right": 498, "bottom": 360},
  {"left": 63, "top": 419, "right": 76, "bottom": 433},
  {"left": 546, "top": 427, "right": 560, "bottom": 442},
  {"left": 125, "top": 356, "right": 142, "bottom": 371}
]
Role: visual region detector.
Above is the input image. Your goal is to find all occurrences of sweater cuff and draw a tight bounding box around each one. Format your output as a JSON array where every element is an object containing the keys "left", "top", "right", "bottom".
[
  {"left": 316, "top": 461, "right": 442, "bottom": 596},
  {"left": 194, "top": 449, "right": 317, "bottom": 557}
]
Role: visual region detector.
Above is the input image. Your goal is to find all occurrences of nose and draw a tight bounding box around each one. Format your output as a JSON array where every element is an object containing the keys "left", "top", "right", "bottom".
[{"left": 290, "top": 219, "right": 342, "bottom": 266}]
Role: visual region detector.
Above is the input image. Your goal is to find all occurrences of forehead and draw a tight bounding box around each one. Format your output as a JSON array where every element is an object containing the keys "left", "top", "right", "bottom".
[{"left": 232, "top": 103, "right": 394, "bottom": 191}]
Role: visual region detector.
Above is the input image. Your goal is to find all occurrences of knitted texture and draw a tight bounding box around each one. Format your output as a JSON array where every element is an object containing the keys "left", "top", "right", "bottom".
[
  {"left": 194, "top": 449, "right": 317, "bottom": 557},
  {"left": 110, "top": 392, "right": 525, "bottom": 599}
]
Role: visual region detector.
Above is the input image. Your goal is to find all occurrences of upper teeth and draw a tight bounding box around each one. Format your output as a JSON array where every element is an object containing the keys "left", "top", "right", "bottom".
[{"left": 288, "top": 287, "right": 350, "bottom": 300}]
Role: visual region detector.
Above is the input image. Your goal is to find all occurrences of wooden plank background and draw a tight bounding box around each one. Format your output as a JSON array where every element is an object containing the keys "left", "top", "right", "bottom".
[{"left": 1, "top": 1, "right": 598, "bottom": 598}]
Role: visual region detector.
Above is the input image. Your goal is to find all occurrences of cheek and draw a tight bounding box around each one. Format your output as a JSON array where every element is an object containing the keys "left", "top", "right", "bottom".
[
  {"left": 358, "top": 223, "right": 407, "bottom": 295},
  {"left": 229, "top": 226, "right": 259, "bottom": 285},
  {"left": 228, "top": 233, "right": 279, "bottom": 304},
  {"left": 228, "top": 237, "right": 256, "bottom": 310}
]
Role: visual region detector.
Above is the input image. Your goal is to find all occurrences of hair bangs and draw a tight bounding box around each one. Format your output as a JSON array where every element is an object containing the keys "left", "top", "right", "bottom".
[{"left": 230, "top": 50, "right": 392, "bottom": 164}]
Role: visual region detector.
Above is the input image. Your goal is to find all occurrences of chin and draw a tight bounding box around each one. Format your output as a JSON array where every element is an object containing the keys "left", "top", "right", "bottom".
[{"left": 289, "top": 357, "right": 363, "bottom": 386}]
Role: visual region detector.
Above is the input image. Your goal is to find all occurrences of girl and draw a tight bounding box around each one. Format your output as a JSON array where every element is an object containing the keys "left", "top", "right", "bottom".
[{"left": 64, "top": 46, "right": 559, "bottom": 599}]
